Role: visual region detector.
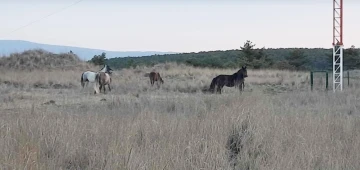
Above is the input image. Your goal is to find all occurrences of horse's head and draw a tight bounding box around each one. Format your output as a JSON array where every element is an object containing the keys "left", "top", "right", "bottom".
[
  {"left": 105, "top": 65, "right": 113, "bottom": 74},
  {"left": 238, "top": 66, "right": 248, "bottom": 78},
  {"left": 157, "top": 73, "right": 164, "bottom": 84}
]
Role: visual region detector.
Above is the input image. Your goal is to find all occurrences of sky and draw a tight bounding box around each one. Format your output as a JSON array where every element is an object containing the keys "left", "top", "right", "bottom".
[{"left": 0, "top": 0, "right": 359, "bottom": 53}]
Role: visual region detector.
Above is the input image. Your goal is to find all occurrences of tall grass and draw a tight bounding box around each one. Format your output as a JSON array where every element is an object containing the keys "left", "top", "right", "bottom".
[{"left": 0, "top": 62, "right": 359, "bottom": 169}]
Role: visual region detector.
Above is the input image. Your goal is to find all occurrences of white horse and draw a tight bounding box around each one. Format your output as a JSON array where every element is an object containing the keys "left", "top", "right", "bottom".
[{"left": 81, "top": 65, "right": 113, "bottom": 92}]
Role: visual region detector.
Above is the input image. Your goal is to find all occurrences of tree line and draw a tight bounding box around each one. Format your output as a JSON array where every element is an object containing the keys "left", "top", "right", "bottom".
[{"left": 88, "top": 40, "right": 360, "bottom": 71}]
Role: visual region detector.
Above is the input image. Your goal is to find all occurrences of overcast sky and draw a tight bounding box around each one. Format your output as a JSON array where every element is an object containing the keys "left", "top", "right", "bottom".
[{"left": 0, "top": 0, "right": 359, "bottom": 52}]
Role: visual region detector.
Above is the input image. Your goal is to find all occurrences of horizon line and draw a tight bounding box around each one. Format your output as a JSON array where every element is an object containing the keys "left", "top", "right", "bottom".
[{"left": 0, "top": 39, "right": 356, "bottom": 54}]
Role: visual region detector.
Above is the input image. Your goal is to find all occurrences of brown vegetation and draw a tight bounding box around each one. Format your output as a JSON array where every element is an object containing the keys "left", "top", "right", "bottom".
[
  {"left": 0, "top": 49, "right": 91, "bottom": 71},
  {"left": 0, "top": 60, "right": 359, "bottom": 169}
]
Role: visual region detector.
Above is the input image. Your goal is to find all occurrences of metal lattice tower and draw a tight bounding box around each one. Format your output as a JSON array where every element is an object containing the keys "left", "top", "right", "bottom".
[{"left": 333, "top": 0, "right": 344, "bottom": 92}]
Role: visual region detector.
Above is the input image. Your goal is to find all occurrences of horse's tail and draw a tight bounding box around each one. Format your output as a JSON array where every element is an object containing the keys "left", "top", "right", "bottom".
[
  {"left": 157, "top": 73, "right": 164, "bottom": 84},
  {"left": 144, "top": 73, "right": 150, "bottom": 77},
  {"left": 96, "top": 73, "right": 100, "bottom": 84},
  {"left": 93, "top": 73, "right": 100, "bottom": 94},
  {"left": 209, "top": 77, "right": 217, "bottom": 92},
  {"left": 80, "top": 72, "right": 85, "bottom": 88}
]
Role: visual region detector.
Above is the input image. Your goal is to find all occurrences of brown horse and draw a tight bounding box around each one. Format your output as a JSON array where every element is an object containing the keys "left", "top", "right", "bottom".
[
  {"left": 209, "top": 66, "right": 248, "bottom": 94},
  {"left": 94, "top": 72, "right": 112, "bottom": 94},
  {"left": 149, "top": 71, "right": 164, "bottom": 86}
]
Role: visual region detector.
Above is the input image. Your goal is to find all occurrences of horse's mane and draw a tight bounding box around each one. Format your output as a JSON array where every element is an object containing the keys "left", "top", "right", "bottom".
[
  {"left": 98, "top": 65, "right": 113, "bottom": 74},
  {"left": 99, "top": 65, "right": 106, "bottom": 71},
  {"left": 224, "top": 72, "right": 238, "bottom": 81},
  {"left": 225, "top": 68, "right": 245, "bottom": 80},
  {"left": 235, "top": 68, "right": 246, "bottom": 79}
]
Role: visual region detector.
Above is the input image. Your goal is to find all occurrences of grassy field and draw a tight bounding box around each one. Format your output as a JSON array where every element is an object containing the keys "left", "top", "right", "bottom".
[{"left": 0, "top": 62, "right": 359, "bottom": 170}]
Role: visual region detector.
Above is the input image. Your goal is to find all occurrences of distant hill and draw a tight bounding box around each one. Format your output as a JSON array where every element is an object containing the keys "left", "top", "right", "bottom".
[
  {"left": 0, "top": 40, "right": 177, "bottom": 60},
  {"left": 106, "top": 48, "right": 356, "bottom": 71}
]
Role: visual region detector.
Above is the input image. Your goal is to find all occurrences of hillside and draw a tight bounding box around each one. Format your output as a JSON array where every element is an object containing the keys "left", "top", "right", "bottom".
[
  {"left": 107, "top": 48, "right": 331, "bottom": 70},
  {"left": 0, "top": 49, "right": 91, "bottom": 71},
  {"left": 0, "top": 40, "right": 177, "bottom": 60},
  {"left": 107, "top": 47, "right": 360, "bottom": 71}
]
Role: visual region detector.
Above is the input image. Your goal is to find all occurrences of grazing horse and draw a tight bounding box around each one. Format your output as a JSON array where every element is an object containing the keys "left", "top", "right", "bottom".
[
  {"left": 209, "top": 66, "right": 248, "bottom": 94},
  {"left": 80, "top": 64, "right": 113, "bottom": 90},
  {"left": 94, "top": 72, "right": 112, "bottom": 94},
  {"left": 149, "top": 71, "right": 164, "bottom": 86}
]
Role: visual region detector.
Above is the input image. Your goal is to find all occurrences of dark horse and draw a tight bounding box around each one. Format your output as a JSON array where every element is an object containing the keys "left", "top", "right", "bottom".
[
  {"left": 149, "top": 71, "right": 164, "bottom": 86},
  {"left": 209, "top": 66, "right": 248, "bottom": 94}
]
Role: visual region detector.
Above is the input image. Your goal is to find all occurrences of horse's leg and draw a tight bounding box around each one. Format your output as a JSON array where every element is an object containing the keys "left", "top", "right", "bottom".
[
  {"left": 94, "top": 83, "right": 99, "bottom": 94},
  {"left": 239, "top": 83, "right": 243, "bottom": 92},
  {"left": 218, "top": 84, "right": 225, "bottom": 94},
  {"left": 217, "top": 86, "right": 222, "bottom": 94},
  {"left": 99, "top": 85, "right": 103, "bottom": 93},
  {"left": 240, "top": 81, "right": 244, "bottom": 91},
  {"left": 103, "top": 84, "right": 106, "bottom": 93},
  {"left": 108, "top": 77, "right": 112, "bottom": 91}
]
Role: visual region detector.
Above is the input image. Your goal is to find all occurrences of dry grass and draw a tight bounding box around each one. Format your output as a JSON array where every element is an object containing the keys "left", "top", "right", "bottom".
[
  {"left": 0, "top": 49, "right": 91, "bottom": 71},
  {"left": 0, "top": 62, "right": 360, "bottom": 170}
]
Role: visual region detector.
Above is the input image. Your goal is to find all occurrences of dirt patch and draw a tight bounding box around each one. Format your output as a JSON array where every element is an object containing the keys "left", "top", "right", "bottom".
[
  {"left": 1, "top": 80, "right": 24, "bottom": 88},
  {"left": 33, "top": 82, "right": 76, "bottom": 89},
  {"left": 43, "top": 100, "right": 56, "bottom": 105}
]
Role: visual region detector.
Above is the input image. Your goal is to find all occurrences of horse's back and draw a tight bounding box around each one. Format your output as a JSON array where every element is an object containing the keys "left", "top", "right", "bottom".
[
  {"left": 149, "top": 72, "right": 160, "bottom": 80},
  {"left": 98, "top": 72, "right": 111, "bottom": 84},
  {"left": 214, "top": 75, "right": 229, "bottom": 80},
  {"left": 149, "top": 72, "right": 156, "bottom": 78},
  {"left": 214, "top": 74, "right": 235, "bottom": 87},
  {"left": 82, "top": 71, "right": 97, "bottom": 82}
]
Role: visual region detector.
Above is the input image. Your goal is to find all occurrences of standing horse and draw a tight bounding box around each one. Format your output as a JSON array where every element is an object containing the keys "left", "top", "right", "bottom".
[
  {"left": 80, "top": 64, "right": 113, "bottom": 90},
  {"left": 94, "top": 72, "right": 112, "bottom": 94},
  {"left": 209, "top": 66, "right": 248, "bottom": 94},
  {"left": 149, "top": 71, "right": 164, "bottom": 86}
]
